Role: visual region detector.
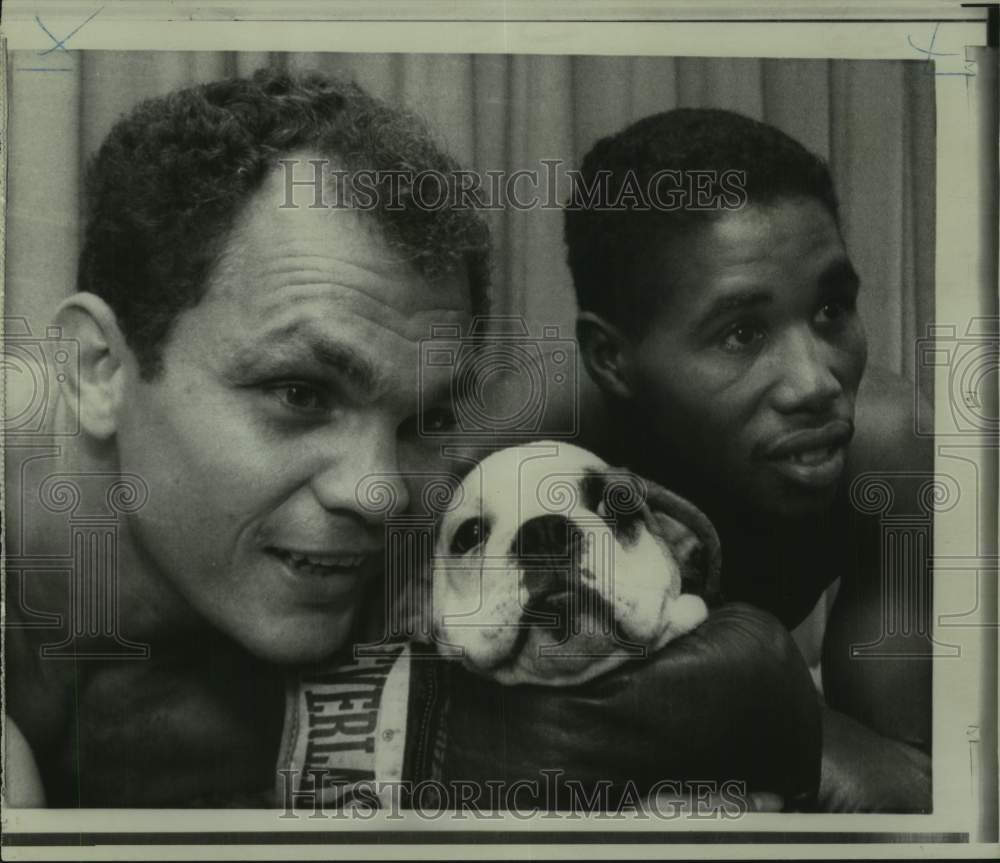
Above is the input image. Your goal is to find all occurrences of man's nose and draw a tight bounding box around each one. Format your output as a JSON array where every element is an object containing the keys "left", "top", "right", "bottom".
[
  {"left": 769, "top": 329, "right": 843, "bottom": 414},
  {"left": 310, "top": 428, "right": 410, "bottom": 523}
]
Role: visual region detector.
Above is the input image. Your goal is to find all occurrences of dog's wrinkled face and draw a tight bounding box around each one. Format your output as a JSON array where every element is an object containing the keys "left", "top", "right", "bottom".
[{"left": 427, "top": 442, "right": 711, "bottom": 686}]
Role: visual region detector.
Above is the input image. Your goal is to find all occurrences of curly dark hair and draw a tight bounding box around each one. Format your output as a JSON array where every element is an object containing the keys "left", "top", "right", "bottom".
[
  {"left": 78, "top": 68, "right": 492, "bottom": 377},
  {"left": 563, "top": 108, "right": 838, "bottom": 335}
]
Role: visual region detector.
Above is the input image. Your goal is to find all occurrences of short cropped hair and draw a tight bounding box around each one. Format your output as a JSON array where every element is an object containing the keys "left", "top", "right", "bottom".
[
  {"left": 79, "top": 68, "right": 491, "bottom": 377},
  {"left": 563, "top": 108, "right": 838, "bottom": 335}
]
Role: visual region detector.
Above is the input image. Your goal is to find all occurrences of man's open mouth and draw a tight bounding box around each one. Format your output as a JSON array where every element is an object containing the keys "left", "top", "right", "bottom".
[
  {"left": 268, "top": 548, "right": 372, "bottom": 578},
  {"left": 767, "top": 444, "right": 846, "bottom": 489},
  {"left": 762, "top": 420, "right": 853, "bottom": 489},
  {"left": 782, "top": 445, "right": 840, "bottom": 466}
]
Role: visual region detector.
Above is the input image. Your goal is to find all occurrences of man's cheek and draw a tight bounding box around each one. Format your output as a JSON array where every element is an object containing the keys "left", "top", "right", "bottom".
[
  {"left": 846, "top": 328, "right": 869, "bottom": 392},
  {"left": 672, "top": 402, "right": 730, "bottom": 453},
  {"left": 398, "top": 447, "right": 463, "bottom": 514}
]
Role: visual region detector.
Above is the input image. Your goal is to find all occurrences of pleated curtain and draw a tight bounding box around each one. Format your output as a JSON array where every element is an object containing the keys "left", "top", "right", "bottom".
[{"left": 7, "top": 51, "right": 936, "bottom": 383}]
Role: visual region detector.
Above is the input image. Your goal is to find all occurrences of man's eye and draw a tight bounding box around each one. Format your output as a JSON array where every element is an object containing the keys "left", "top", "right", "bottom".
[
  {"left": 817, "top": 296, "right": 855, "bottom": 325},
  {"left": 268, "top": 383, "right": 330, "bottom": 414},
  {"left": 720, "top": 323, "right": 765, "bottom": 353}
]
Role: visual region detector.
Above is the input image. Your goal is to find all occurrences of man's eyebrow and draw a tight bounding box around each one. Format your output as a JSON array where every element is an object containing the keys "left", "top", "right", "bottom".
[
  {"left": 307, "top": 339, "right": 386, "bottom": 395},
  {"left": 692, "top": 259, "right": 860, "bottom": 332},
  {"left": 695, "top": 289, "right": 772, "bottom": 331},
  {"left": 232, "top": 329, "right": 386, "bottom": 397}
]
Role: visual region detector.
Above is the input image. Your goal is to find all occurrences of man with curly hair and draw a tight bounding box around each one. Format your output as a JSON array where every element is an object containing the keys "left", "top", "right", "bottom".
[{"left": 4, "top": 68, "right": 491, "bottom": 806}]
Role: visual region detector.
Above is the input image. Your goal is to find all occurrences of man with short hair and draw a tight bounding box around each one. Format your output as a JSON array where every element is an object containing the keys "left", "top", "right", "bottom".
[
  {"left": 5, "top": 69, "right": 490, "bottom": 806},
  {"left": 566, "top": 108, "right": 933, "bottom": 812}
]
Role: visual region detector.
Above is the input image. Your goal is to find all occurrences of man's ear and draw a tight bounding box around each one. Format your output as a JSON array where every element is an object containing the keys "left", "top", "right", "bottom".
[
  {"left": 53, "top": 293, "right": 130, "bottom": 440},
  {"left": 576, "top": 312, "right": 634, "bottom": 400}
]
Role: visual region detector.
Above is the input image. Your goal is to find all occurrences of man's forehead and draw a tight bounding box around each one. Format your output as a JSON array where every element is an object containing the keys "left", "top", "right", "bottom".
[
  {"left": 269, "top": 148, "right": 347, "bottom": 208},
  {"left": 670, "top": 198, "right": 840, "bottom": 262},
  {"left": 228, "top": 165, "right": 408, "bottom": 282},
  {"left": 710, "top": 198, "right": 843, "bottom": 256},
  {"left": 649, "top": 199, "right": 848, "bottom": 310},
  {"left": 206, "top": 158, "right": 472, "bottom": 319}
]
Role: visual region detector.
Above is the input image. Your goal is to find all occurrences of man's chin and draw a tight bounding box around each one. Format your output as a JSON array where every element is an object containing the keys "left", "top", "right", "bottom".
[
  {"left": 709, "top": 470, "right": 842, "bottom": 527},
  {"left": 236, "top": 608, "right": 361, "bottom": 665},
  {"left": 757, "top": 476, "right": 842, "bottom": 521}
]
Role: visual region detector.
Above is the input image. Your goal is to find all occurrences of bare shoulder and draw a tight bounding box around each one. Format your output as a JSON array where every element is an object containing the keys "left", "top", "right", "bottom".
[
  {"left": 3, "top": 714, "right": 46, "bottom": 806},
  {"left": 847, "top": 366, "right": 934, "bottom": 478},
  {"left": 3, "top": 578, "right": 76, "bottom": 767},
  {"left": 823, "top": 368, "right": 934, "bottom": 748}
]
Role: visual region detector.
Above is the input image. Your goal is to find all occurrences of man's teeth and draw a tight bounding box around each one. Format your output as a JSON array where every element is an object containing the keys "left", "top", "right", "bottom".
[
  {"left": 279, "top": 550, "right": 367, "bottom": 570},
  {"left": 784, "top": 446, "right": 836, "bottom": 466}
]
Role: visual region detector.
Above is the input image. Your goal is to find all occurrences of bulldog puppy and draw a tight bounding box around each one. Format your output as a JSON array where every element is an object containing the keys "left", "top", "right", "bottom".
[{"left": 425, "top": 442, "right": 721, "bottom": 686}]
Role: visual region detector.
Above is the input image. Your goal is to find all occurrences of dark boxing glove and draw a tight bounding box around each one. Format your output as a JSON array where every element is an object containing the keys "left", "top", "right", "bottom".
[
  {"left": 277, "top": 604, "right": 820, "bottom": 813},
  {"left": 428, "top": 602, "right": 822, "bottom": 811},
  {"left": 817, "top": 705, "right": 931, "bottom": 813}
]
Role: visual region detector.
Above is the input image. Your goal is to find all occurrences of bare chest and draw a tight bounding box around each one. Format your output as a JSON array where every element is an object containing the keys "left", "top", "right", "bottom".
[{"left": 43, "top": 653, "right": 286, "bottom": 806}]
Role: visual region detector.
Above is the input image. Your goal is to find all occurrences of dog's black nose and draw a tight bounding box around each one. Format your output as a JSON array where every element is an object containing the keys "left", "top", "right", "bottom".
[
  {"left": 511, "top": 514, "right": 577, "bottom": 561},
  {"left": 510, "top": 514, "right": 582, "bottom": 602}
]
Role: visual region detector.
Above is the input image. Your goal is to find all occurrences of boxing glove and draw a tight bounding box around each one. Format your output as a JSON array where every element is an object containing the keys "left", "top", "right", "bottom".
[
  {"left": 817, "top": 704, "right": 931, "bottom": 813},
  {"left": 431, "top": 602, "right": 822, "bottom": 811}
]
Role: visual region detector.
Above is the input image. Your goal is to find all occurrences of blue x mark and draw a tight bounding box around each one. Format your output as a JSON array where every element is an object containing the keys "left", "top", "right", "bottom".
[{"left": 35, "top": 6, "right": 104, "bottom": 57}]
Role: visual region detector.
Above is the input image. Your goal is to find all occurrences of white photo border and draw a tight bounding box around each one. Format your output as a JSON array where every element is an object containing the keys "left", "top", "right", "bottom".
[{"left": 1, "top": 1, "right": 996, "bottom": 860}]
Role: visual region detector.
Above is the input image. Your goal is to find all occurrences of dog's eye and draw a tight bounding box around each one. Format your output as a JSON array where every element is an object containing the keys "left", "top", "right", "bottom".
[
  {"left": 451, "top": 518, "right": 489, "bottom": 555},
  {"left": 596, "top": 500, "right": 609, "bottom": 520}
]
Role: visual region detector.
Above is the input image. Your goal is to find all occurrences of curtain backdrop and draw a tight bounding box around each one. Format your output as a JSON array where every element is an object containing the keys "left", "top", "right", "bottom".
[{"left": 7, "top": 51, "right": 936, "bottom": 382}]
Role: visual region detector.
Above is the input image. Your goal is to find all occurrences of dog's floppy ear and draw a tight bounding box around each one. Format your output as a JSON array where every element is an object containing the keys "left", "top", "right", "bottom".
[{"left": 640, "top": 479, "right": 723, "bottom": 606}]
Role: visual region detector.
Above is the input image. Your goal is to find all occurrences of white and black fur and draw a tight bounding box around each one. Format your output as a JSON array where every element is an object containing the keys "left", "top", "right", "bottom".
[{"left": 421, "top": 442, "right": 721, "bottom": 686}]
